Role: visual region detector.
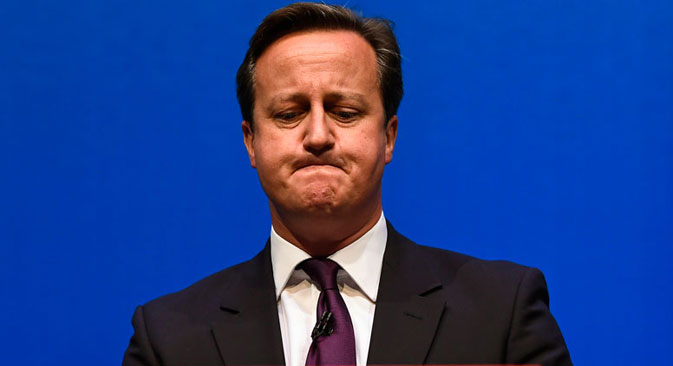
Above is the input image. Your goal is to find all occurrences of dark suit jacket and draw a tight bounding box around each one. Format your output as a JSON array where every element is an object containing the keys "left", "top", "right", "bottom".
[{"left": 123, "top": 222, "right": 572, "bottom": 365}]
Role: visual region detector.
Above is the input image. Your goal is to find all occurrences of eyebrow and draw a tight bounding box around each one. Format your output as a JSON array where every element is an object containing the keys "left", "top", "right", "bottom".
[
  {"left": 268, "top": 93, "right": 305, "bottom": 106},
  {"left": 324, "top": 92, "right": 368, "bottom": 105},
  {"left": 268, "top": 92, "right": 369, "bottom": 106},
  {"left": 264, "top": 94, "right": 307, "bottom": 116}
]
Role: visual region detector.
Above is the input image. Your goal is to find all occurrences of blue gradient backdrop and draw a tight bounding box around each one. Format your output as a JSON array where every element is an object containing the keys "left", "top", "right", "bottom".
[{"left": 2, "top": 1, "right": 672, "bottom": 365}]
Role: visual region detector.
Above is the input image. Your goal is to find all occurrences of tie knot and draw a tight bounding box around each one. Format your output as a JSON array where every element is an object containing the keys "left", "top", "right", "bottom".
[{"left": 299, "top": 258, "right": 340, "bottom": 290}]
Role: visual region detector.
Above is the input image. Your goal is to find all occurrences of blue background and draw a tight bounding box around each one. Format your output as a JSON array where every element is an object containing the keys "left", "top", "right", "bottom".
[{"left": 2, "top": 1, "right": 672, "bottom": 365}]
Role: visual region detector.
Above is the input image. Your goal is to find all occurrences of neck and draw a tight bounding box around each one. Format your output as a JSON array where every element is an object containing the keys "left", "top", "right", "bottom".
[{"left": 269, "top": 201, "right": 382, "bottom": 257}]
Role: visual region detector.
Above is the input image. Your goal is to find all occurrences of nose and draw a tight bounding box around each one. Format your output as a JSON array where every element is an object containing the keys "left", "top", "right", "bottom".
[{"left": 302, "top": 106, "right": 335, "bottom": 155}]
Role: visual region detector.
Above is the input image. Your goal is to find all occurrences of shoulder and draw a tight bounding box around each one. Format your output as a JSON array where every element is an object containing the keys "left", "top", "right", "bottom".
[
  {"left": 141, "top": 247, "right": 267, "bottom": 319},
  {"left": 421, "top": 242, "right": 550, "bottom": 306},
  {"left": 386, "top": 229, "right": 571, "bottom": 364},
  {"left": 388, "top": 226, "right": 539, "bottom": 293},
  {"left": 423, "top": 242, "right": 540, "bottom": 286},
  {"left": 385, "top": 225, "right": 554, "bottom": 320}
]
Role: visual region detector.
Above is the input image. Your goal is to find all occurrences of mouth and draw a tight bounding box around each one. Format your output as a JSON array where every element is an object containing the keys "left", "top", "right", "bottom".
[
  {"left": 295, "top": 164, "right": 340, "bottom": 172},
  {"left": 293, "top": 157, "right": 344, "bottom": 174}
]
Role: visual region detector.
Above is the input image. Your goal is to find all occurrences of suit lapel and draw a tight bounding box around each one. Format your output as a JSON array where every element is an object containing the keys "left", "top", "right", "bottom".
[
  {"left": 211, "top": 243, "right": 286, "bottom": 366},
  {"left": 208, "top": 224, "right": 446, "bottom": 365},
  {"left": 367, "top": 223, "right": 447, "bottom": 365}
]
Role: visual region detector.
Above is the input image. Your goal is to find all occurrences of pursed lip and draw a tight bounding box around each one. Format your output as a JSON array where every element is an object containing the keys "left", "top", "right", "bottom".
[
  {"left": 294, "top": 164, "right": 340, "bottom": 173},
  {"left": 293, "top": 158, "right": 344, "bottom": 173}
]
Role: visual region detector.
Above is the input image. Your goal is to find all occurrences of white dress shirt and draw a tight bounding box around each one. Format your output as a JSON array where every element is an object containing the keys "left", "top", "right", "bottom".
[{"left": 270, "top": 213, "right": 388, "bottom": 366}]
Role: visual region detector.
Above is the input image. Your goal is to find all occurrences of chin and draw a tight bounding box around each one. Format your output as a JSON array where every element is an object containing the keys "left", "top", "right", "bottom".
[
  {"left": 297, "top": 181, "right": 338, "bottom": 202},
  {"left": 298, "top": 194, "right": 339, "bottom": 214}
]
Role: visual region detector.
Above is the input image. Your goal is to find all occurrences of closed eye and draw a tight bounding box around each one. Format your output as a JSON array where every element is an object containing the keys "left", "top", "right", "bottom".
[
  {"left": 274, "top": 110, "right": 305, "bottom": 124},
  {"left": 330, "top": 109, "right": 360, "bottom": 123}
]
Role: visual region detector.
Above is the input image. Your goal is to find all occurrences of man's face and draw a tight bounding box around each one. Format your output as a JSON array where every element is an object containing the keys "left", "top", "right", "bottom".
[{"left": 242, "top": 30, "right": 397, "bottom": 222}]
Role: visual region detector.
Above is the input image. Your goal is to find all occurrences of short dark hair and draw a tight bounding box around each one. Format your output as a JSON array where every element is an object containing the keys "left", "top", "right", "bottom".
[{"left": 236, "top": 2, "right": 403, "bottom": 129}]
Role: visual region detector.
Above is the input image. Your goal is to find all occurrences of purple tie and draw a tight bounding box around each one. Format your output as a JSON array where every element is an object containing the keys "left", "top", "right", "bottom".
[{"left": 299, "top": 258, "right": 356, "bottom": 366}]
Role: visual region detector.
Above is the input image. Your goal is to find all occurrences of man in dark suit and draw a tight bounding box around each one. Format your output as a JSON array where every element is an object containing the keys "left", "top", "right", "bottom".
[{"left": 123, "top": 3, "right": 572, "bottom": 365}]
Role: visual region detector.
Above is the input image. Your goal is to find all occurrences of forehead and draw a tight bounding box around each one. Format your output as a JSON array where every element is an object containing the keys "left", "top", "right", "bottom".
[{"left": 253, "top": 30, "right": 380, "bottom": 99}]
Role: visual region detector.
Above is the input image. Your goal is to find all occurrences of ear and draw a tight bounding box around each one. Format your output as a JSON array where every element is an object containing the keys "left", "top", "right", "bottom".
[
  {"left": 242, "top": 120, "right": 256, "bottom": 168},
  {"left": 384, "top": 115, "right": 398, "bottom": 164}
]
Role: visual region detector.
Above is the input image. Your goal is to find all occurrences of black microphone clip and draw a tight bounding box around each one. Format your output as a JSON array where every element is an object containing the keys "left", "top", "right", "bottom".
[{"left": 311, "top": 311, "right": 334, "bottom": 340}]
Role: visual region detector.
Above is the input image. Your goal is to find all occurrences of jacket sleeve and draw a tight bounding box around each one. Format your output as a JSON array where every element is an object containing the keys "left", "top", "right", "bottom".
[
  {"left": 122, "top": 306, "right": 160, "bottom": 366},
  {"left": 506, "top": 267, "right": 573, "bottom": 366}
]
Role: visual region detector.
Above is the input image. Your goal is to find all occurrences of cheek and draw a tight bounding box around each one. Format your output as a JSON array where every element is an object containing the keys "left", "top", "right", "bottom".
[
  {"left": 252, "top": 134, "right": 296, "bottom": 178},
  {"left": 346, "top": 131, "right": 386, "bottom": 172}
]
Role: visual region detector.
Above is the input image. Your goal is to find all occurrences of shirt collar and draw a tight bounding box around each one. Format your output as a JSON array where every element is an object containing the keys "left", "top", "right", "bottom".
[{"left": 270, "top": 212, "right": 388, "bottom": 302}]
